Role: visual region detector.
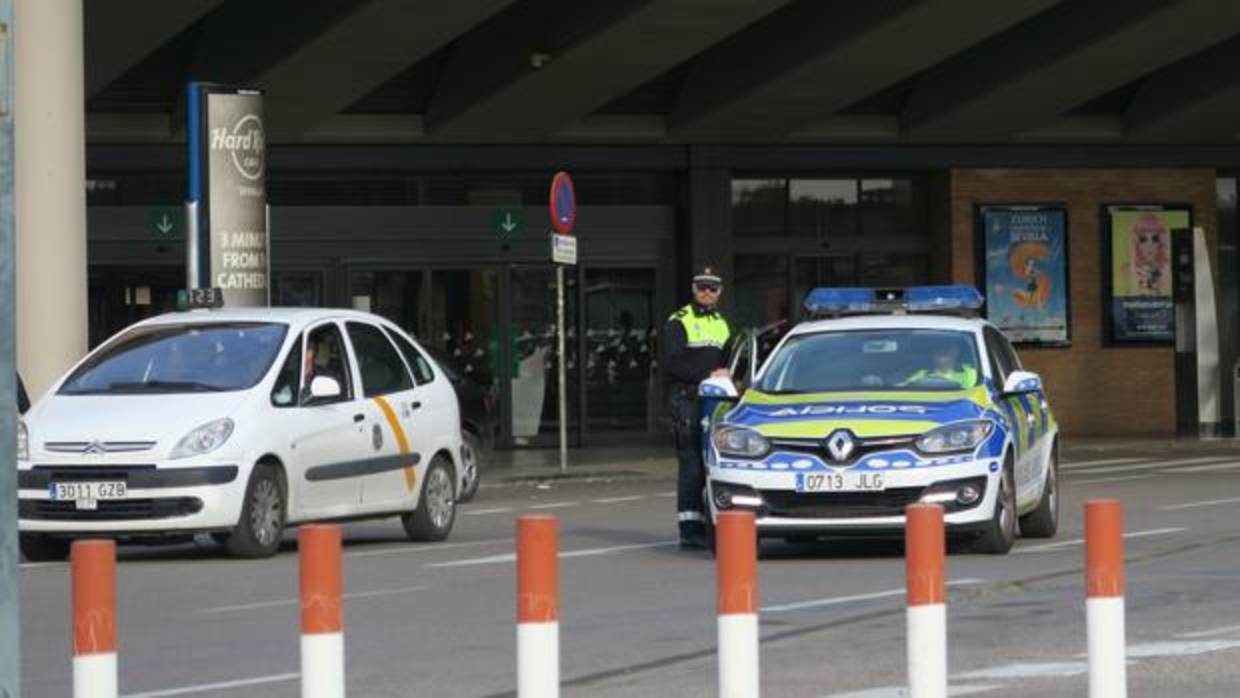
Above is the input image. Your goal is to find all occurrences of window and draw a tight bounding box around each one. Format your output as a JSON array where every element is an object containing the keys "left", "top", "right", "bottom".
[
  {"left": 984, "top": 327, "right": 1018, "bottom": 384},
  {"left": 384, "top": 327, "right": 437, "bottom": 385},
  {"left": 789, "top": 179, "right": 857, "bottom": 237},
  {"left": 731, "top": 179, "right": 787, "bottom": 236},
  {"left": 347, "top": 322, "right": 414, "bottom": 397},
  {"left": 758, "top": 330, "right": 982, "bottom": 393},
  {"left": 732, "top": 176, "right": 927, "bottom": 241},
  {"left": 270, "top": 335, "right": 302, "bottom": 407},
  {"left": 304, "top": 323, "right": 354, "bottom": 405}
]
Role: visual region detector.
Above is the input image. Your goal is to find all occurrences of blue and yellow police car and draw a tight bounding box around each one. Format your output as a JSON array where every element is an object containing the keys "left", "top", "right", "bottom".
[{"left": 699, "top": 286, "right": 1058, "bottom": 554}]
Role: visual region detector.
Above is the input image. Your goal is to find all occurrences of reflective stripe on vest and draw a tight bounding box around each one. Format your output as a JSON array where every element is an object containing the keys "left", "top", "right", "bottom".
[{"left": 671, "top": 305, "right": 729, "bottom": 349}]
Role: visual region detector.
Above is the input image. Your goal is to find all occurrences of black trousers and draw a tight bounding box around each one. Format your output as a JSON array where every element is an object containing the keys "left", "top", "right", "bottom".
[{"left": 670, "top": 392, "right": 706, "bottom": 532}]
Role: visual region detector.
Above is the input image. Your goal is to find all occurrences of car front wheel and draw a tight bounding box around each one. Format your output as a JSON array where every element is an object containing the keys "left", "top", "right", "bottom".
[
  {"left": 973, "top": 456, "right": 1017, "bottom": 555},
  {"left": 226, "top": 463, "right": 286, "bottom": 559},
  {"left": 1019, "top": 444, "right": 1059, "bottom": 539},
  {"left": 403, "top": 455, "right": 457, "bottom": 542}
]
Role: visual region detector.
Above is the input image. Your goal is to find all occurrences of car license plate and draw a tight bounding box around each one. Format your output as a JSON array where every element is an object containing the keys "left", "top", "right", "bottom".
[
  {"left": 796, "top": 472, "right": 885, "bottom": 492},
  {"left": 48, "top": 481, "right": 127, "bottom": 510}
]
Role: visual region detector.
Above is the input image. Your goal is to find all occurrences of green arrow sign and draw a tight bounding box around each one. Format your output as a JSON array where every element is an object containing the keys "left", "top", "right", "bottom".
[
  {"left": 150, "top": 206, "right": 183, "bottom": 240},
  {"left": 490, "top": 208, "right": 525, "bottom": 240}
]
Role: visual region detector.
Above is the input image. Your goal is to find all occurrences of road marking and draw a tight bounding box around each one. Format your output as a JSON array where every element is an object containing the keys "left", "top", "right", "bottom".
[
  {"left": 122, "top": 672, "right": 299, "bottom": 697},
  {"left": 592, "top": 495, "right": 646, "bottom": 504},
  {"left": 954, "top": 661, "right": 1088, "bottom": 680},
  {"left": 1065, "top": 456, "right": 1231, "bottom": 475},
  {"left": 1072, "top": 474, "right": 1158, "bottom": 486},
  {"left": 1159, "top": 496, "right": 1240, "bottom": 512},
  {"left": 656, "top": 491, "right": 677, "bottom": 498},
  {"left": 763, "top": 579, "right": 985, "bottom": 614},
  {"left": 426, "top": 540, "right": 677, "bottom": 569},
  {"left": 1127, "top": 639, "right": 1240, "bottom": 658},
  {"left": 528, "top": 501, "right": 580, "bottom": 510},
  {"left": 197, "top": 585, "right": 426, "bottom": 614},
  {"left": 1172, "top": 461, "right": 1240, "bottom": 473},
  {"left": 345, "top": 537, "right": 512, "bottom": 558},
  {"left": 1177, "top": 624, "right": 1240, "bottom": 639},
  {"left": 825, "top": 685, "right": 1004, "bottom": 697},
  {"left": 1060, "top": 457, "right": 1150, "bottom": 470},
  {"left": 462, "top": 507, "right": 516, "bottom": 516},
  {"left": 1015, "top": 527, "right": 1185, "bottom": 554}
]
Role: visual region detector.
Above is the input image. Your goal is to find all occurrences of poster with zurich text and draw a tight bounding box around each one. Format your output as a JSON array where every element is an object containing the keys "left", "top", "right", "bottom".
[
  {"left": 980, "top": 206, "right": 1070, "bottom": 345},
  {"left": 1106, "top": 207, "right": 1188, "bottom": 343}
]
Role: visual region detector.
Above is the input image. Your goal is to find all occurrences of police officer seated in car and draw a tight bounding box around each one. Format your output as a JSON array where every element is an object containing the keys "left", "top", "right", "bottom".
[{"left": 900, "top": 342, "right": 977, "bottom": 390}]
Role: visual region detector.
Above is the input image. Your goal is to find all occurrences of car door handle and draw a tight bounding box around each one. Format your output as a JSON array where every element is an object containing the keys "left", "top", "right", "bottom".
[
  {"left": 409, "top": 401, "right": 423, "bottom": 412},
  {"left": 353, "top": 413, "right": 365, "bottom": 423}
]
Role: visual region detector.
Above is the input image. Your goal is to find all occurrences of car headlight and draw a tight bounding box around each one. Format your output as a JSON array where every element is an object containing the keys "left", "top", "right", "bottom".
[
  {"left": 171, "top": 418, "right": 234, "bottom": 459},
  {"left": 17, "top": 421, "right": 28, "bottom": 461},
  {"left": 915, "top": 420, "right": 994, "bottom": 454},
  {"left": 712, "top": 425, "right": 771, "bottom": 459}
]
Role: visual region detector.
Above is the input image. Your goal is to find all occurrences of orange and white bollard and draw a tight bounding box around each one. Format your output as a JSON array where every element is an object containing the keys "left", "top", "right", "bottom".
[
  {"left": 72, "top": 540, "right": 118, "bottom": 698},
  {"left": 1086, "top": 500, "right": 1126, "bottom": 698},
  {"left": 517, "top": 515, "right": 559, "bottom": 698},
  {"left": 905, "top": 504, "right": 946, "bottom": 698},
  {"left": 300, "top": 525, "right": 344, "bottom": 698},
  {"left": 716, "top": 511, "right": 759, "bottom": 698}
]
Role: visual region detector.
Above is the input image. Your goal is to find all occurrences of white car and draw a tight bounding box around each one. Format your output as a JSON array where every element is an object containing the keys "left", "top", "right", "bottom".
[
  {"left": 700, "top": 286, "right": 1059, "bottom": 555},
  {"left": 17, "top": 307, "right": 464, "bottom": 560}
]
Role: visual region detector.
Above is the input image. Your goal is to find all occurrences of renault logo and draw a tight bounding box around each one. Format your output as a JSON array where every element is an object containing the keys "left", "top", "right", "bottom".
[{"left": 824, "top": 430, "right": 856, "bottom": 463}]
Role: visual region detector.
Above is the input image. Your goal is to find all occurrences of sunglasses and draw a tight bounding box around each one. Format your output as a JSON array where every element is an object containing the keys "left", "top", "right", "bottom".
[
  {"left": 1137, "top": 234, "right": 1161, "bottom": 243},
  {"left": 694, "top": 283, "right": 722, "bottom": 293}
]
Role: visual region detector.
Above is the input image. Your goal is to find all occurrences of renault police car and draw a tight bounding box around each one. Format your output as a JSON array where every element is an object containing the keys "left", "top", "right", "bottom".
[
  {"left": 700, "top": 286, "right": 1058, "bottom": 554},
  {"left": 17, "top": 303, "right": 464, "bottom": 560}
]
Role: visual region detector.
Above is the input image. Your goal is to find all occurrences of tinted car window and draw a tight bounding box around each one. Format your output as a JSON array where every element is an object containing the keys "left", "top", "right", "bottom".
[
  {"left": 347, "top": 322, "right": 413, "bottom": 397},
  {"left": 270, "top": 334, "right": 302, "bottom": 407},
  {"left": 17, "top": 373, "right": 29, "bottom": 414},
  {"left": 384, "top": 328, "right": 436, "bottom": 385},
  {"left": 984, "top": 327, "right": 1017, "bottom": 383},
  {"left": 59, "top": 322, "right": 288, "bottom": 395},
  {"left": 304, "top": 322, "right": 354, "bottom": 404}
]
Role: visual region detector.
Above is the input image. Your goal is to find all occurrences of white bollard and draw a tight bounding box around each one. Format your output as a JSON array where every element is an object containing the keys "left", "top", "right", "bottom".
[
  {"left": 717, "top": 511, "right": 759, "bottom": 698},
  {"left": 906, "top": 503, "right": 946, "bottom": 698},
  {"left": 72, "top": 540, "right": 118, "bottom": 698},
  {"left": 1086, "top": 500, "right": 1127, "bottom": 698},
  {"left": 300, "top": 525, "right": 345, "bottom": 698},
  {"left": 517, "top": 515, "right": 559, "bottom": 698}
]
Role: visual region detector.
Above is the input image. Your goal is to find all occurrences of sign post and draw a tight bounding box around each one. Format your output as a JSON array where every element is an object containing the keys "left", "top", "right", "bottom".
[{"left": 550, "top": 172, "right": 577, "bottom": 473}]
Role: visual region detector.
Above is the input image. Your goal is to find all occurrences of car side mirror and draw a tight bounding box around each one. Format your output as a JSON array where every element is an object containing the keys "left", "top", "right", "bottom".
[
  {"left": 309, "top": 375, "right": 342, "bottom": 400},
  {"left": 698, "top": 376, "right": 740, "bottom": 402},
  {"left": 1002, "top": 370, "right": 1042, "bottom": 396}
]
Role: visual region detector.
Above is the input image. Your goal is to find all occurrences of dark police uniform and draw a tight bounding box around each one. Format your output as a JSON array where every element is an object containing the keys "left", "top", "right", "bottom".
[{"left": 661, "top": 277, "right": 731, "bottom": 547}]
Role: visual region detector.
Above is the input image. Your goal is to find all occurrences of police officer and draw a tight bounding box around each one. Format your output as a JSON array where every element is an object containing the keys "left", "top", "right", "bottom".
[{"left": 662, "top": 265, "right": 732, "bottom": 549}]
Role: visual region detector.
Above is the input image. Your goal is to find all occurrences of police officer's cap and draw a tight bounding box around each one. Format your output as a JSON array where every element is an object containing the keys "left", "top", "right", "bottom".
[{"left": 693, "top": 265, "right": 723, "bottom": 287}]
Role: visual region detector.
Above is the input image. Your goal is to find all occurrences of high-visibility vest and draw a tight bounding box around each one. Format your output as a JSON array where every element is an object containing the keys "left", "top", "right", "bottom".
[
  {"left": 902, "top": 365, "right": 978, "bottom": 389},
  {"left": 670, "top": 304, "right": 730, "bottom": 349}
]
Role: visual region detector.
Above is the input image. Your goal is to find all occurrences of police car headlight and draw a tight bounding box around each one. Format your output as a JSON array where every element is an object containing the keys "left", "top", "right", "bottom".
[
  {"left": 915, "top": 420, "right": 994, "bottom": 454},
  {"left": 171, "top": 418, "right": 234, "bottom": 459},
  {"left": 17, "top": 421, "right": 28, "bottom": 461},
  {"left": 712, "top": 425, "right": 771, "bottom": 459}
]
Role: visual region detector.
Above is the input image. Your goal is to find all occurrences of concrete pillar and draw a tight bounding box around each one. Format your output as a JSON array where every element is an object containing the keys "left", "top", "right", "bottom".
[
  {"left": 687, "top": 151, "right": 733, "bottom": 316},
  {"left": 15, "top": 0, "right": 87, "bottom": 399}
]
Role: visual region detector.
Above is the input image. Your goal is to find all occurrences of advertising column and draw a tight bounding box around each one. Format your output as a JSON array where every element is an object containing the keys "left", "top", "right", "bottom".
[{"left": 187, "top": 83, "right": 269, "bottom": 307}]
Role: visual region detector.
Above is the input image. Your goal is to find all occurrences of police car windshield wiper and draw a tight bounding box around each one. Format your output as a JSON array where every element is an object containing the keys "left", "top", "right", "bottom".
[
  {"left": 106, "top": 380, "right": 226, "bottom": 393},
  {"left": 760, "top": 388, "right": 809, "bottom": 395}
]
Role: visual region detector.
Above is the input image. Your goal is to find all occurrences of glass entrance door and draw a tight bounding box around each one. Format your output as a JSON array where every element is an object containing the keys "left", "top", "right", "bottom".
[
  {"left": 584, "top": 268, "right": 657, "bottom": 437},
  {"left": 507, "top": 265, "right": 580, "bottom": 447}
]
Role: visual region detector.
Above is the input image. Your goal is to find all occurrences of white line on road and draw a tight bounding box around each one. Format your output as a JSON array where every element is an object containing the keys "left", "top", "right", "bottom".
[
  {"left": 656, "top": 491, "right": 677, "bottom": 498},
  {"left": 954, "top": 661, "right": 1088, "bottom": 680},
  {"left": 1065, "top": 456, "right": 1232, "bottom": 476},
  {"left": 426, "top": 540, "right": 678, "bottom": 569},
  {"left": 1014, "top": 527, "right": 1185, "bottom": 554},
  {"left": 1159, "top": 496, "right": 1240, "bottom": 512},
  {"left": 528, "top": 501, "right": 580, "bottom": 510},
  {"left": 197, "top": 585, "right": 426, "bottom": 614},
  {"left": 1060, "top": 457, "right": 1150, "bottom": 470},
  {"left": 462, "top": 507, "right": 516, "bottom": 516},
  {"left": 1177, "top": 624, "right": 1240, "bottom": 639},
  {"left": 122, "top": 672, "right": 299, "bottom": 697},
  {"left": 591, "top": 495, "right": 646, "bottom": 504},
  {"left": 1127, "top": 639, "right": 1240, "bottom": 658},
  {"left": 345, "top": 537, "right": 512, "bottom": 559},
  {"left": 1172, "top": 461, "right": 1240, "bottom": 473},
  {"left": 762, "top": 579, "right": 985, "bottom": 614},
  {"left": 1071, "top": 474, "right": 1158, "bottom": 486},
  {"left": 825, "top": 684, "right": 1005, "bottom": 697}
]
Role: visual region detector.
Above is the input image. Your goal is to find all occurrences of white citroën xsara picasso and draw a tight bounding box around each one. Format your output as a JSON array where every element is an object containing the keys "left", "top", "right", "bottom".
[{"left": 17, "top": 307, "right": 464, "bottom": 560}]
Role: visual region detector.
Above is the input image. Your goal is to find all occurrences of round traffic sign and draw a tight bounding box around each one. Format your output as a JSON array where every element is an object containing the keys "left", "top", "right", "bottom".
[{"left": 549, "top": 171, "right": 576, "bottom": 235}]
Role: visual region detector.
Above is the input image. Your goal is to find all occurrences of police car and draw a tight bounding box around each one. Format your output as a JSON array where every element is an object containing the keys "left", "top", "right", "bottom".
[
  {"left": 699, "top": 286, "right": 1058, "bottom": 554},
  {"left": 17, "top": 305, "right": 464, "bottom": 560}
]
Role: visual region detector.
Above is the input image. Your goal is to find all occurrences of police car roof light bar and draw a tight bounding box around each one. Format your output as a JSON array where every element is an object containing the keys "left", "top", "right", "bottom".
[{"left": 804, "top": 285, "right": 983, "bottom": 318}]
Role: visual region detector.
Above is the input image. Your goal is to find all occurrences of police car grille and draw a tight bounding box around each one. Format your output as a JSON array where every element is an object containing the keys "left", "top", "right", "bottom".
[
  {"left": 19, "top": 498, "right": 203, "bottom": 521},
  {"left": 759, "top": 487, "right": 926, "bottom": 519},
  {"left": 769, "top": 436, "right": 918, "bottom": 464}
]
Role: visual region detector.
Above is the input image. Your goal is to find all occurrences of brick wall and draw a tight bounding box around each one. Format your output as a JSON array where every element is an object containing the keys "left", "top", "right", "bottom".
[{"left": 950, "top": 169, "right": 1217, "bottom": 436}]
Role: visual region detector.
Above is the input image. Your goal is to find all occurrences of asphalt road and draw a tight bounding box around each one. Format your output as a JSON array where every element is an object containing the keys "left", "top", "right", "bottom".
[{"left": 17, "top": 450, "right": 1240, "bottom": 697}]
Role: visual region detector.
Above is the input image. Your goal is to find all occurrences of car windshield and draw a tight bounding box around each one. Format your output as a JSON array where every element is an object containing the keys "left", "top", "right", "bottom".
[
  {"left": 59, "top": 322, "right": 289, "bottom": 395},
  {"left": 756, "top": 329, "right": 982, "bottom": 393}
]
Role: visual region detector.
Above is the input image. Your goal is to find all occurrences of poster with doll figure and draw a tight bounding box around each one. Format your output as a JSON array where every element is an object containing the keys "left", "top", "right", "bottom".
[
  {"left": 980, "top": 206, "right": 1070, "bottom": 345},
  {"left": 1107, "top": 207, "right": 1188, "bottom": 343}
]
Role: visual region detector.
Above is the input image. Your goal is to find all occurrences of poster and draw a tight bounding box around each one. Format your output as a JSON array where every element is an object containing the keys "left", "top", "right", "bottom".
[
  {"left": 1107, "top": 207, "right": 1187, "bottom": 343},
  {"left": 980, "top": 206, "right": 1070, "bottom": 345}
]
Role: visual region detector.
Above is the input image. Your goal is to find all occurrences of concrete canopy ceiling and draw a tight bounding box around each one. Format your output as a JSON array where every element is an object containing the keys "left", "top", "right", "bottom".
[{"left": 84, "top": 0, "right": 1240, "bottom": 145}]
